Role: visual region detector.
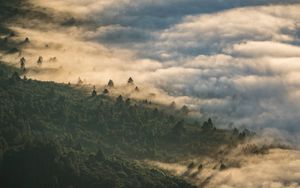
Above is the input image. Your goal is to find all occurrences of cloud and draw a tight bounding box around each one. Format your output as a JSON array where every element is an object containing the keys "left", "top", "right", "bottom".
[
  {"left": 2, "top": 0, "right": 300, "bottom": 134},
  {"left": 2, "top": 1, "right": 300, "bottom": 187},
  {"left": 149, "top": 149, "right": 300, "bottom": 188},
  {"left": 227, "top": 41, "right": 300, "bottom": 58},
  {"left": 148, "top": 131, "right": 300, "bottom": 188},
  {"left": 156, "top": 5, "right": 300, "bottom": 58},
  {"left": 207, "top": 149, "right": 300, "bottom": 188}
]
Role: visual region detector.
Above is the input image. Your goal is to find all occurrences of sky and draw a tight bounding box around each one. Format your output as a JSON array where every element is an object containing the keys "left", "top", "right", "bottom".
[{"left": 2, "top": 0, "right": 300, "bottom": 133}]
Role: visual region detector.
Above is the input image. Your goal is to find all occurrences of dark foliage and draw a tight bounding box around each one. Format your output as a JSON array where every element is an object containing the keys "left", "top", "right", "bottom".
[{"left": 0, "top": 62, "right": 239, "bottom": 187}]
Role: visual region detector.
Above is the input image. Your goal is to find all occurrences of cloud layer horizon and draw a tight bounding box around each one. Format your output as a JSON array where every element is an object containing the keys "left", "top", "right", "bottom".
[{"left": 3, "top": 0, "right": 300, "bottom": 134}]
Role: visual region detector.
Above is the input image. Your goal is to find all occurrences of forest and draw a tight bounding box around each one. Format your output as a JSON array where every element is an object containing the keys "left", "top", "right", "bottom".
[
  {"left": 0, "top": 0, "right": 252, "bottom": 187},
  {"left": 0, "top": 61, "right": 248, "bottom": 187}
]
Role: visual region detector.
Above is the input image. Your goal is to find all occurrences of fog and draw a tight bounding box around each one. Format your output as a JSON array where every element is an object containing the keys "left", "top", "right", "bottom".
[
  {"left": 1, "top": 0, "right": 300, "bottom": 187},
  {"left": 149, "top": 148, "right": 300, "bottom": 188},
  {"left": 148, "top": 129, "right": 300, "bottom": 187},
  {"left": 1, "top": 0, "right": 300, "bottom": 132}
]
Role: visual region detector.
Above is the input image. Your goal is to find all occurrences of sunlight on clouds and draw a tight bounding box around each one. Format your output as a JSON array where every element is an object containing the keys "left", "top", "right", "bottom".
[
  {"left": 1, "top": 1, "right": 300, "bottom": 187},
  {"left": 3, "top": 0, "right": 300, "bottom": 132}
]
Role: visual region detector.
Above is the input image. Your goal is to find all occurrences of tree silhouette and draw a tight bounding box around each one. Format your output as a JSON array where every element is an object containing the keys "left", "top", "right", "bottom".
[
  {"left": 181, "top": 105, "right": 189, "bottom": 114},
  {"left": 125, "top": 98, "right": 131, "bottom": 105},
  {"left": 127, "top": 77, "right": 134, "bottom": 85},
  {"left": 19, "top": 57, "right": 26, "bottom": 73},
  {"left": 24, "top": 37, "right": 30, "bottom": 43},
  {"left": 20, "top": 57, "right": 26, "bottom": 69},
  {"left": 103, "top": 88, "right": 109, "bottom": 94},
  {"left": 91, "top": 86, "right": 97, "bottom": 97},
  {"left": 107, "top": 79, "right": 114, "bottom": 87},
  {"left": 37, "top": 56, "right": 43, "bottom": 66},
  {"left": 95, "top": 148, "right": 105, "bottom": 161},
  {"left": 77, "top": 77, "right": 83, "bottom": 85},
  {"left": 232, "top": 128, "right": 239, "bottom": 136},
  {"left": 116, "top": 95, "right": 124, "bottom": 105},
  {"left": 202, "top": 118, "right": 214, "bottom": 131}
]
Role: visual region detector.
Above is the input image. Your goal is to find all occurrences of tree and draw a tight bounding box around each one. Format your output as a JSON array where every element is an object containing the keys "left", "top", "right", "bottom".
[
  {"left": 37, "top": 56, "right": 43, "bottom": 66},
  {"left": 208, "top": 118, "right": 213, "bottom": 128},
  {"left": 116, "top": 95, "right": 124, "bottom": 105},
  {"left": 134, "top": 86, "right": 139, "bottom": 92},
  {"left": 95, "top": 148, "right": 105, "bottom": 161},
  {"left": 181, "top": 105, "right": 189, "bottom": 114},
  {"left": 238, "top": 129, "right": 248, "bottom": 140},
  {"left": 91, "top": 86, "right": 97, "bottom": 97},
  {"left": 24, "top": 37, "right": 30, "bottom": 43},
  {"left": 232, "top": 128, "right": 239, "bottom": 136},
  {"left": 202, "top": 118, "right": 214, "bottom": 131},
  {"left": 127, "top": 77, "right": 134, "bottom": 85},
  {"left": 107, "top": 79, "right": 114, "bottom": 87},
  {"left": 103, "top": 89, "right": 109, "bottom": 95},
  {"left": 49, "top": 57, "right": 57, "bottom": 62},
  {"left": 77, "top": 77, "right": 83, "bottom": 85},
  {"left": 20, "top": 57, "right": 26, "bottom": 69},
  {"left": 125, "top": 98, "right": 131, "bottom": 105}
]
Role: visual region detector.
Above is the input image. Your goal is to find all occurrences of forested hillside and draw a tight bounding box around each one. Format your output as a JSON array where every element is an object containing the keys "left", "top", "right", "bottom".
[
  {"left": 0, "top": 62, "right": 242, "bottom": 159},
  {"left": 0, "top": 1, "right": 248, "bottom": 187},
  {"left": 0, "top": 62, "right": 201, "bottom": 188},
  {"left": 0, "top": 61, "right": 246, "bottom": 187}
]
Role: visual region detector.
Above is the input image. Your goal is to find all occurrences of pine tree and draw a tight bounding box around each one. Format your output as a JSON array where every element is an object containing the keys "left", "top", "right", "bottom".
[
  {"left": 24, "top": 37, "right": 30, "bottom": 43},
  {"left": 107, "top": 79, "right": 114, "bottom": 87},
  {"left": 103, "top": 88, "right": 109, "bottom": 94},
  {"left": 91, "top": 86, "right": 97, "bottom": 97},
  {"left": 77, "top": 77, "right": 83, "bottom": 85},
  {"left": 20, "top": 57, "right": 26, "bottom": 69},
  {"left": 37, "top": 56, "right": 43, "bottom": 66},
  {"left": 116, "top": 95, "right": 124, "bottom": 105},
  {"left": 127, "top": 77, "right": 134, "bottom": 85},
  {"left": 181, "top": 105, "right": 189, "bottom": 114}
]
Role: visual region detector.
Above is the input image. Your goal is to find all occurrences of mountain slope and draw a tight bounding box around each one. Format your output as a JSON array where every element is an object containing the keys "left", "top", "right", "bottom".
[{"left": 0, "top": 62, "right": 196, "bottom": 188}]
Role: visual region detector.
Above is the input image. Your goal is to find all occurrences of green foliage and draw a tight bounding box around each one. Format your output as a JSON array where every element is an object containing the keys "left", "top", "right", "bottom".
[
  {"left": 0, "top": 62, "right": 239, "bottom": 187},
  {"left": 0, "top": 62, "right": 237, "bottom": 159},
  {"left": 202, "top": 118, "right": 215, "bottom": 132},
  {"left": 0, "top": 140, "right": 194, "bottom": 188}
]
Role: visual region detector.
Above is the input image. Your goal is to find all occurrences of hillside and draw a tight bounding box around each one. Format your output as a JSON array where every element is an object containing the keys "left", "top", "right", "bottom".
[
  {"left": 0, "top": 1, "right": 247, "bottom": 187},
  {"left": 0, "top": 62, "right": 201, "bottom": 188},
  {"left": 0, "top": 61, "right": 245, "bottom": 188},
  {"left": 0, "top": 62, "right": 241, "bottom": 160}
]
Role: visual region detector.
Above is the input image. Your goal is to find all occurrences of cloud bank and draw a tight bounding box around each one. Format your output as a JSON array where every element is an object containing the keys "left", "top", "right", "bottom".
[
  {"left": 1, "top": 0, "right": 300, "bottom": 134},
  {"left": 149, "top": 148, "right": 300, "bottom": 188}
]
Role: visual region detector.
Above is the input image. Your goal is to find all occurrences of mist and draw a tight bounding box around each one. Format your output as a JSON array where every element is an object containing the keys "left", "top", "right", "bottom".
[
  {"left": 1, "top": 0, "right": 300, "bottom": 134},
  {"left": 1, "top": 1, "right": 300, "bottom": 187}
]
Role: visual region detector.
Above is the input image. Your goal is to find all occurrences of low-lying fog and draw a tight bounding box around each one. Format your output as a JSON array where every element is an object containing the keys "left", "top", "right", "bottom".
[{"left": 0, "top": 0, "right": 299, "bottom": 187}]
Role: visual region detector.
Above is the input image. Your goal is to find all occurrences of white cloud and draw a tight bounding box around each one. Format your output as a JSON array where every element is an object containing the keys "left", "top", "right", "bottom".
[
  {"left": 227, "top": 41, "right": 300, "bottom": 58},
  {"left": 2, "top": 0, "right": 300, "bottom": 133}
]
